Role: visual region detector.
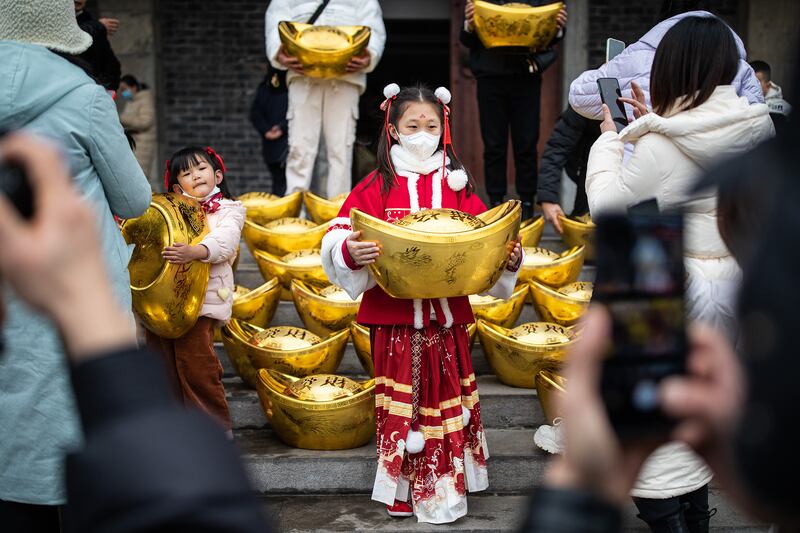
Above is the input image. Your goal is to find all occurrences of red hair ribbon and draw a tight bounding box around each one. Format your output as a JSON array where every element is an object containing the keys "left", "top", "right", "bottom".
[
  {"left": 163, "top": 159, "right": 171, "bottom": 191},
  {"left": 205, "top": 146, "right": 227, "bottom": 174},
  {"left": 381, "top": 95, "right": 399, "bottom": 181},
  {"left": 440, "top": 101, "right": 456, "bottom": 180}
]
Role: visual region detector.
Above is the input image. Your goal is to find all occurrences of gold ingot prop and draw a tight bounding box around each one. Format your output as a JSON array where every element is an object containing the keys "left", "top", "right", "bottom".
[
  {"left": 122, "top": 193, "right": 209, "bottom": 339},
  {"left": 256, "top": 369, "right": 375, "bottom": 449},
  {"left": 279, "top": 22, "right": 371, "bottom": 79},
  {"left": 519, "top": 216, "right": 545, "bottom": 247},
  {"left": 351, "top": 201, "right": 521, "bottom": 299},
  {"left": 252, "top": 249, "right": 329, "bottom": 300},
  {"left": 350, "top": 321, "right": 478, "bottom": 378},
  {"left": 247, "top": 325, "right": 349, "bottom": 377},
  {"left": 291, "top": 280, "right": 361, "bottom": 337},
  {"left": 536, "top": 369, "right": 566, "bottom": 424},
  {"left": 469, "top": 284, "right": 529, "bottom": 328},
  {"left": 220, "top": 319, "right": 264, "bottom": 388},
  {"left": 238, "top": 191, "right": 302, "bottom": 226},
  {"left": 529, "top": 280, "right": 592, "bottom": 327},
  {"left": 213, "top": 279, "right": 281, "bottom": 343},
  {"left": 477, "top": 320, "right": 575, "bottom": 388},
  {"left": 518, "top": 245, "right": 585, "bottom": 288},
  {"left": 243, "top": 217, "right": 328, "bottom": 257},
  {"left": 304, "top": 191, "right": 348, "bottom": 224},
  {"left": 558, "top": 214, "right": 596, "bottom": 261},
  {"left": 473, "top": 1, "right": 563, "bottom": 50}
]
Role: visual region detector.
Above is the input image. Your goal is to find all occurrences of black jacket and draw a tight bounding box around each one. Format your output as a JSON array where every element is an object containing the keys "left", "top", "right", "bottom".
[
  {"left": 459, "top": 0, "right": 561, "bottom": 78},
  {"left": 63, "top": 348, "right": 270, "bottom": 532},
  {"left": 537, "top": 106, "right": 600, "bottom": 215},
  {"left": 76, "top": 10, "right": 121, "bottom": 91},
  {"left": 250, "top": 75, "right": 289, "bottom": 164}
]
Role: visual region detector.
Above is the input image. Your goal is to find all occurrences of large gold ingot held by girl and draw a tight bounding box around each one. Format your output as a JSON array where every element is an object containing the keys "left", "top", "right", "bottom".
[
  {"left": 256, "top": 369, "right": 375, "bottom": 449},
  {"left": 477, "top": 320, "right": 576, "bottom": 388},
  {"left": 558, "top": 214, "right": 596, "bottom": 261},
  {"left": 252, "top": 249, "right": 329, "bottom": 300},
  {"left": 519, "top": 216, "right": 545, "bottom": 247},
  {"left": 238, "top": 191, "right": 303, "bottom": 226},
  {"left": 242, "top": 217, "right": 328, "bottom": 257},
  {"left": 469, "top": 284, "right": 529, "bottom": 328},
  {"left": 473, "top": 1, "right": 564, "bottom": 51},
  {"left": 350, "top": 200, "right": 521, "bottom": 300},
  {"left": 291, "top": 280, "right": 361, "bottom": 337},
  {"left": 536, "top": 369, "right": 566, "bottom": 424},
  {"left": 279, "top": 22, "right": 371, "bottom": 79},
  {"left": 518, "top": 245, "right": 585, "bottom": 288},
  {"left": 122, "top": 193, "right": 210, "bottom": 339},
  {"left": 529, "top": 280, "right": 593, "bottom": 327},
  {"left": 303, "top": 191, "right": 348, "bottom": 224}
]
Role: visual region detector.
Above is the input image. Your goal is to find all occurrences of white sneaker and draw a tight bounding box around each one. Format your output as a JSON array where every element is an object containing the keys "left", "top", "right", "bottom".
[{"left": 533, "top": 417, "right": 564, "bottom": 454}]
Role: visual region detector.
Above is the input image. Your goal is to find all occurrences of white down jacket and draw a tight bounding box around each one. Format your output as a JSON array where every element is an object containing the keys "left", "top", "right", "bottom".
[{"left": 586, "top": 85, "right": 774, "bottom": 498}]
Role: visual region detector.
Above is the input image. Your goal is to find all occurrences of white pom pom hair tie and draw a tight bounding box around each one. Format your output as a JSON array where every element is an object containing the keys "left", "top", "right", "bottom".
[
  {"left": 434, "top": 86, "right": 452, "bottom": 105},
  {"left": 383, "top": 83, "right": 400, "bottom": 100},
  {"left": 447, "top": 169, "right": 468, "bottom": 192}
]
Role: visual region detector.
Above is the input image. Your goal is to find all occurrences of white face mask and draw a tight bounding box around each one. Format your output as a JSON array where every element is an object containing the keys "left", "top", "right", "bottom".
[{"left": 397, "top": 131, "right": 441, "bottom": 161}]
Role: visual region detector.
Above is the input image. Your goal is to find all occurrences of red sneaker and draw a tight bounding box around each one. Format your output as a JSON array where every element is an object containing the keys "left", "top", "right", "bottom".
[{"left": 386, "top": 500, "right": 414, "bottom": 517}]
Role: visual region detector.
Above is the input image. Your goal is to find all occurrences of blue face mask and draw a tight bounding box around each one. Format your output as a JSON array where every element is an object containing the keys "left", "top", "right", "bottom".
[{"left": 121, "top": 89, "right": 134, "bottom": 100}]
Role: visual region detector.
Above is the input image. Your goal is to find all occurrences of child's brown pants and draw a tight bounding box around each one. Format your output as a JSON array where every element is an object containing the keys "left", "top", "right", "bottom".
[{"left": 145, "top": 317, "right": 231, "bottom": 430}]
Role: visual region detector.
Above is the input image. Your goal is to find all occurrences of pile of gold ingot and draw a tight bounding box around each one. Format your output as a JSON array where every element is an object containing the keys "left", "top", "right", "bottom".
[
  {"left": 469, "top": 284, "right": 529, "bottom": 328},
  {"left": 529, "top": 280, "right": 593, "bottom": 327},
  {"left": 473, "top": 1, "right": 564, "bottom": 51},
  {"left": 279, "top": 22, "right": 371, "bottom": 79},
  {"left": 213, "top": 279, "right": 282, "bottom": 342},
  {"left": 558, "top": 214, "right": 595, "bottom": 261},
  {"left": 291, "top": 280, "right": 361, "bottom": 336},
  {"left": 519, "top": 216, "right": 545, "bottom": 247}
]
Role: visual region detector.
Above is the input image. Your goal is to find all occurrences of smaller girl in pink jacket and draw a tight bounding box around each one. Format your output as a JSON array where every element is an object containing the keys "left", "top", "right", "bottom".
[{"left": 149, "top": 146, "right": 245, "bottom": 434}]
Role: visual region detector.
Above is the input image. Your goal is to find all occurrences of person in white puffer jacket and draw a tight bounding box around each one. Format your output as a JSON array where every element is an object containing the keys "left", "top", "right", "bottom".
[{"left": 586, "top": 16, "right": 774, "bottom": 533}]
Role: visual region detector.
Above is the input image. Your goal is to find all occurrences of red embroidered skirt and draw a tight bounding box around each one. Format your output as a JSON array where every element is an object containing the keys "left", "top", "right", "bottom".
[{"left": 369, "top": 324, "right": 489, "bottom": 524}]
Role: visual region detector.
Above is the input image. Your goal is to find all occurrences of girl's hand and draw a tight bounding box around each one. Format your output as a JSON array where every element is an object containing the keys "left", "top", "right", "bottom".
[
  {"left": 346, "top": 231, "right": 381, "bottom": 266},
  {"left": 507, "top": 241, "right": 522, "bottom": 270},
  {"left": 556, "top": 6, "right": 568, "bottom": 31},
  {"left": 465, "top": 0, "right": 475, "bottom": 31},
  {"left": 618, "top": 81, "right": 649, "bottom": 120},
  {"left": 600, "top": 104, "right": 619, "bottom": 134},
  {"left": 162, "top": 243, "right": 209, "bottom": 264}
]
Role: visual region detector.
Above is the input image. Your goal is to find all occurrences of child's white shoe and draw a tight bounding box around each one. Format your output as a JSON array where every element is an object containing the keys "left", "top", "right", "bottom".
[{"left": 533, "top": 417, "right": 564, "bottom": 454}]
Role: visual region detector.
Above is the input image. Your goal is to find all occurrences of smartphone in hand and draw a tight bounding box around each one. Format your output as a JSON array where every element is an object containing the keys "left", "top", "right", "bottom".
[
  {"left": 0, "top": 130, "right": 34, "bottom": 219},
  {"left": 606, "top": 38, "right": 625, "bottom": 62},
  {"left": 594, "top": 202, "right": 687, "bottom": 439},
  {"left": 597, "top": 78, "right": 629, "bottom": 133}
]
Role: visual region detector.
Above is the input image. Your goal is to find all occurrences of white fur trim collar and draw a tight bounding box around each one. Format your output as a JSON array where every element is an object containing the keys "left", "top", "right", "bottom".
[{"left": 391, "top": 144, "right": 449, "bottom": 175}]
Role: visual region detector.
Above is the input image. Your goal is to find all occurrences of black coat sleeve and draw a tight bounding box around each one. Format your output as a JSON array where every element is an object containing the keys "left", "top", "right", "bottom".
[
  {"left": 459, "top": 26, "right": 481, "bottom": 49},
  {"left": 250, "top": 84, "right": 272, "bottom": 136},
  {"left": 63, "top": 348, "right": 271, "bottom": 533},
  {"left": 537, "top": 107, "right": 589, "bottom": 205}
]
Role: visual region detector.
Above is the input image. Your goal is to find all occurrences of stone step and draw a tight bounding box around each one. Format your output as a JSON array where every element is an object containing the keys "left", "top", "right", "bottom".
[
  {"left": 226, "top": 374, "right": 541, "bottom": 431},
  {"left": 260, "top": 490, "right": 761, "bottom": 532},
  {"left": 236, "top": 427, "right": 546, "bottom": 494}
]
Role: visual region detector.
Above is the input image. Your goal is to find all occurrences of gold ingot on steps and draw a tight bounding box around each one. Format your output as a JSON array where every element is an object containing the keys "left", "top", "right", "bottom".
[
  {"left": 279, "top": 22, "right": 371, "bottom": 79},
  {"left": 558, "top": 214, "right": 596, "bottom": 261},
  {"left": 351, "top": 200, "right": 521, "bottom": 299},
  {"left": 291, "top": 280, "right": 361, "bottom": 337},
  {"left": 220, "top": 319, "right": 263, "bottom": 388},
  {"left": 304, "top": 191, "right": 348, "bottom": 224},
  {"left": 350, "top": 321, "right": 478, "bottom": 378},
  {"left": 529, "top": 280, "right": 592, "bottom": 327},
  {"left": 469, "top": 284, "right": 529, "bottom": 328},
  {"left": 518, "top": 245, "right": 585, "bottom": 287},
  {"left": 247, "top": 326, "right": 349, "bottom": 377},
  {"left": 256, "top": 369, "right": 375, "bottom": 449},
  {"left": 122, "top": 193, "right": 209, "bottom": 339},
  {"left": 536, "top": 369, "right": 566, "bottom": 424},
  {"left": 213, "top": 279, "right": 281, "bottom": 343},
  {"left": 243, "top": 217, "right": 328, "bottom": 257},
  {"left": 239, "top": 191, "right": 303, "bottom": 226},
  {"left": 473, "top": 1, "right": 563, "bottom": 50},
  {"left": 519, "top": 216, "right": 545, "bottom": 247},
  {"left": 253, "top": 249, "right": 329, "bottom": 300},
  {"left": 477, "top": 320, "right": 575, "bottom": 388}
]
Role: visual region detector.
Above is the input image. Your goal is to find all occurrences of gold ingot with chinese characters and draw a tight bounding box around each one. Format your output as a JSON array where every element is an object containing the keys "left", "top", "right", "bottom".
[
  {"left": 279, "top": 22, "right": 371, "bottom": 79},
  {"left": 473, "top": 1, "right": 563, "bottom": 50},
  {"left": 243, "top": 217, "right": 328, "bottom": 257},
  {"left": 245, "top": 325, "right": 348, "bottom": 377}
]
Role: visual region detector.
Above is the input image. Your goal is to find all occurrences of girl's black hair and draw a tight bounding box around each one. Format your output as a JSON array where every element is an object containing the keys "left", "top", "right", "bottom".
[
  {"left": 650, "top": 16, "right": 739, "bottom": 116},
  {"left": 166, "top": 146, "right": 234, "bottom": 198},
  {"left": 657, "top": 0, "right": 706, "bottom": 22},
  {"left": 120, "top": 74, "right": 149, "bottom": 90},
  {"left": 373, "top": 84, "right": 475, "bottom": 195}
]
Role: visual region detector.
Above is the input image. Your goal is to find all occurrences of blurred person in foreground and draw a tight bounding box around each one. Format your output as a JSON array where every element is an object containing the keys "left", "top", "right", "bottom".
[{"left": 0, "top": 132, "right": 271, "bottom": 532}]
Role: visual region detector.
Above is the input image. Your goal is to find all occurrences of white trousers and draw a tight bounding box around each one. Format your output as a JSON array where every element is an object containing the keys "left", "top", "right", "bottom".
[{"left": 286, "top": 77, "right": 360, "bottom": 198}]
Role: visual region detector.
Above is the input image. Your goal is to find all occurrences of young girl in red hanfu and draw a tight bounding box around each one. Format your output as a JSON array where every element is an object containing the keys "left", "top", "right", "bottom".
[
  {"left": 146, "top": 146, "right": 245, "bottom": 436},
  {"left": 321, "top": 84, "right": 523, "bottom": 523}
]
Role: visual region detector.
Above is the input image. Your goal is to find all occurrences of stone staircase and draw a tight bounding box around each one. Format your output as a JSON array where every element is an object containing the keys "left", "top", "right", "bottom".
[{"left": 224, "top": 229, "right": 761, "bottom": 532}]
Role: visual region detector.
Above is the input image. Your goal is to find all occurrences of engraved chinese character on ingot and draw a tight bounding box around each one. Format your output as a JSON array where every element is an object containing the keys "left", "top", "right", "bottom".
[{"left": 323, "top": 376, "right": 347, "bottom": 388}]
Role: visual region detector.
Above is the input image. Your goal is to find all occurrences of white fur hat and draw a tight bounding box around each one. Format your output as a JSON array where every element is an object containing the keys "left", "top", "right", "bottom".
[{"left": 0, "top": 0, "right": 93, "bottom": 54}]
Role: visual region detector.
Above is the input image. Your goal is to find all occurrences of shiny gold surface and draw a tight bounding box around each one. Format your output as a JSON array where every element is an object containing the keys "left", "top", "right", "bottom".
[
  {"left": 256, "top": 369, "right": 375, "bottom": 449},
  {"left": 536, "top": 369, "right": 566, "bottom": 424},
  {"left": 279, "top": 22, "right": 371, "bottom": 79},
  {"left": 518, "top": 245, "right": 585, "bottom": 287},
  {"left": 304, "top": 191, "right": 348, "bottom": 224},
  {"left": 529, "top": 280, "right": 592, "bottom": 327},
  {"left": 242, "top": 217, "right": 328, "bottom": 257},
  {"left": 252, "top": 249, "right": 329, "bottom": 301},
  {"left": 238, "top": 191, "right": 302, "bottom": 226},
  {"left": 351, "top": 201, "right": 521, "bottom": 299},
  {"left": 232, "top": 278, "right": 282, "bottom": 328},
  {"left": 519, "top": 216, "right": 545, "bottom": 247},
  {"left": 559, "top": 214, "right": 596, "bottom": 261},
  {"left": 122, "top": 193, "right": 209, "bottom": 339},
  {"left": 469, "top": 284, "right": 529, "bottom": 328},
  {"left": 477, "top": 319, "right": 575, "bottom": 388},
  {"left": 473, "top": 0, "right": 563, "bottom": 50},
  {"left": 291, "top": 280, "right": 361, "bottom": 337},
  {"left": 245, "top": 325, "right": 349, "bottom": 377},
  {"left": 393, "top": 209, "right": 486, "bottom": 233},
  {"left": 220, "top": 319, "right": 264, "bottom": 388}
]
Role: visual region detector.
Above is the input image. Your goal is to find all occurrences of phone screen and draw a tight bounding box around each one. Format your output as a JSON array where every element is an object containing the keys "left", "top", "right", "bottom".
[
  {"left": 606, "top": 38, "right": 625, "bottom": 62},
  {"left": 597, "top": 78, "right": 628, "bottom": 133},
  {"left": 594, "top": 209, "right": 687, "bottom": 437}
]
